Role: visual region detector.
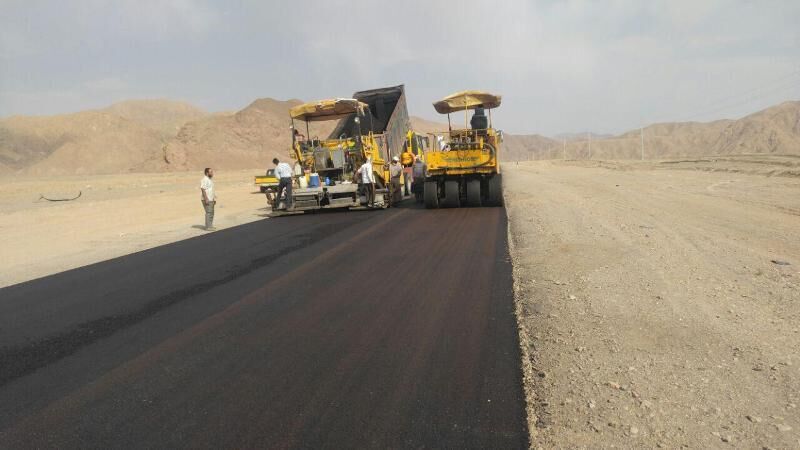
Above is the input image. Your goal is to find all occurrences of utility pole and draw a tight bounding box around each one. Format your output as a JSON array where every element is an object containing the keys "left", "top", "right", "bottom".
[{"left": 640, "top": 126, "right": 645, "bottom": 160}]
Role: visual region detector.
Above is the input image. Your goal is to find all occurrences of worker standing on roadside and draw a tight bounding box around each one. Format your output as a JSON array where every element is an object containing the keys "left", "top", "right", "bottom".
[
  {"left": 358, "top": 156, "right": 376, "bottom": 207},
  {"left": 200, "top": 167, "right": 216, "bottom": 231},
  {"left": 273, "top": 158, "right": 294, "bottom": 210},
  {"left": 389, "top": 156, "right": 402, "bottom": 204}
]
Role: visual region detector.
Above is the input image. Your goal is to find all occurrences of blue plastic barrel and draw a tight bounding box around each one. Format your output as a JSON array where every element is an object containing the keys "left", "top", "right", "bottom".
[{"left": 309, "top": 173, "right": 320, "bottom": 187}]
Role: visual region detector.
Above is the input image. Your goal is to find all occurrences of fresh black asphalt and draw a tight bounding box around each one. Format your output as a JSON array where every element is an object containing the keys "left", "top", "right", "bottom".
[{"left": 0, "top": 204, "right": 528, "bottom": 448}]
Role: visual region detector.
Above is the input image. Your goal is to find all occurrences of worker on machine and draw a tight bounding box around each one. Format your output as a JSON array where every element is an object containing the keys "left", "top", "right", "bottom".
[
  {"left": 470, "top": 105, "right": 488, "bottom": 131},
  {"left": 389, "top": 156, "right": 403, "bottom": 204},
  {"left": 273, "top": 158, "right": 294, "bottom": 210},
  {"left": 436, "top": 135, "right": 447, "bottom": 151},
  {"left": 358, "top": 156, "right": 376, "bottom": 207}
]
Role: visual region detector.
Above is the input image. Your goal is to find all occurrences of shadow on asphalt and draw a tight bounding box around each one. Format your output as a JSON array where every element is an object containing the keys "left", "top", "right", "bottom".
[{"left": 261, "top": 198, "right": 425, "bottom": 219}]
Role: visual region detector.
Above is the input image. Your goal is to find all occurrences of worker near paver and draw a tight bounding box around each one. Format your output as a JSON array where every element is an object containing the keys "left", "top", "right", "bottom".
[
  {"left": 412, "top": 155, "right": 426, "bottom": 180},
  {"left": 273, "top": 158, "right": 294, "bottom": 210},
  {"left": 389, "top": 156, "right": 403, "bottom": 204},
  {"left": 411, "top": 155, "right": 427, "bottom": 200},
  {"left": 200, "top": 167, "right": 216, "bottom": 231},
  {"left": 358, "top": 156, "right": 376, "bottom": 207},
  {"left": 401, "top": 147, "right": 414, "bottom": 196}
]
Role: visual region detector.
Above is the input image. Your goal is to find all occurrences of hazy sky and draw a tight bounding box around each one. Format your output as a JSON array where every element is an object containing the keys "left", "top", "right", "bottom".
[{"left": 1, "top": 0, "right": 799, "bottom": 135}]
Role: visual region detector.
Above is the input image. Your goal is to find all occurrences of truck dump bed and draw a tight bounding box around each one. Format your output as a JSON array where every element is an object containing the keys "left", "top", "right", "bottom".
[{"left": 330, "top": 85, "right": 410, "bottom": 161}]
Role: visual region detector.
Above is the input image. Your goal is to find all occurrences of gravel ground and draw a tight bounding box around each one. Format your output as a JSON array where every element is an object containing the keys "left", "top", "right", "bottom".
[{"left": 506, "top": 159, "right": 799, "bottom": 449}]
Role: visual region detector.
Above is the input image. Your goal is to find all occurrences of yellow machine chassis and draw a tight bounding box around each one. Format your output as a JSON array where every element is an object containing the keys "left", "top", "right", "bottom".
[{"left": 424, "top": 128, "right": 500, "bottom": 176}]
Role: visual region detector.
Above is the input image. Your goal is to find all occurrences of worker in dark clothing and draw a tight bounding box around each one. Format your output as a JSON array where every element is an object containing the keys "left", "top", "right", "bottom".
[
  {"left": 470, "top": 106, "right": 488, "bottom": 130},
  {"left": 411, "top": 155, "right": 427, "bottom": 202}
]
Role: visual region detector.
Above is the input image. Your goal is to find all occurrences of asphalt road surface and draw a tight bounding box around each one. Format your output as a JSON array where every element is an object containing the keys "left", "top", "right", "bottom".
[{"left": 0, "top": 203, "right": 528, "bottom": 448}]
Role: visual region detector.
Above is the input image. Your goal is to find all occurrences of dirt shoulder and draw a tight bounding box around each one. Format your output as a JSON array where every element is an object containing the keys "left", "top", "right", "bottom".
[
  {"left": 0, "top": 170, "right": 270, "bottom": 287},
  {"left": 506, "top": 160, "right": 799, "bottom": 448}
]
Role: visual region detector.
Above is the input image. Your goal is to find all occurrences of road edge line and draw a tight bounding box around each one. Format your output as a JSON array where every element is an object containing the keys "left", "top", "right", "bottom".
[{"left": 504, "top": 202, "right": 539, "bottom": 448}]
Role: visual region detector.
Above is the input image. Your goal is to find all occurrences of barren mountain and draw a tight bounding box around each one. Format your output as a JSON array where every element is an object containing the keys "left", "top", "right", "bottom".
[
  {"left": 410, "top": 116, "right": 448, "bottom": 134},
  {"left": 0, "top": 99, "right": 209, "bottom": 175},
  {"left": 2, "top": 99, "right": 798, "bottom": 175},
  {"left": 159, "top": 98, "right": 312, "bottom": 172},
  {"left": 502, "top": 134, "right": 560, "bottom": 160},
  {"left": 576, "top": 101, "right": 800, "bottom": 160},
  {"left": 0, "top": 111, "right": 164, "bottom": 175},
  {"left": 101, "top": 99, "right": 207, "bottom": 140}
]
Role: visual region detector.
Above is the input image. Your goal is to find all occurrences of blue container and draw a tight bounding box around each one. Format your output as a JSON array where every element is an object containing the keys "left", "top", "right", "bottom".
[
  {"left": 325, "top": 177, "right": 331, "bottom": 186},
  {"left": 309, "top": 174, "right": 320, "bottom": 187}
]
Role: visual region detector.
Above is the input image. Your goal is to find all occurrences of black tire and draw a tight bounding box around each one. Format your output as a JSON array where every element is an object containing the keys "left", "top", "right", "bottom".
[
  {"left": 424, "top": 181, "right": 439, "bottom": 209},
  {"left": 441, "top": 180, "right": 460, "bottom": 208},
  {"left": 465, "top": 179, "right": 481, "bottom": 207},
  {"left": 486, "top": 174, "right": 503, "bottom": 206}
]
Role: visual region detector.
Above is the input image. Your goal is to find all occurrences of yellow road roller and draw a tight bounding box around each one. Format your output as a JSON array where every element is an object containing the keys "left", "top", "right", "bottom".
[{"left": 422, "top": 90, "right": 504, "bottom": 208}]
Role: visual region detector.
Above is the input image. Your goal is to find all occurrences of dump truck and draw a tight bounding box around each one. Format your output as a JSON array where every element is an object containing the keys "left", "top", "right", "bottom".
[
  {"left": 422, "top": 90, "right": 504, "bottom": 208},
  {"left": 272, "top": 85, "right": 412, "bottom": 214}
]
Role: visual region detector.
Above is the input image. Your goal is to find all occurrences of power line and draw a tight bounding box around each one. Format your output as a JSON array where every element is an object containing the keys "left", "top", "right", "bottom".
[
  {"left": 689, "top": 69, "right": 800, "bottom": 115},
  {"left": 684, "top": 73, "right": 800, "bottom": 121}
]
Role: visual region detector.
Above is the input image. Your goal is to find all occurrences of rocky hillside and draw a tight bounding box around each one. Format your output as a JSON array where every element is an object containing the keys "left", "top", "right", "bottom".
[
  {"left": 2, "top": 99, "right": 798, "bottom": 174},
  {"left": 0, "top": 110, "right": 164, "bottom": 175},
  {"left": 563, "top": 101, "right": 800, "bottom": 160},
  {"left": 158, "top": 98, "right": 330, "bottom": 172},
  {"left": 0, "top": 99, "right": 207, "bottom": 175},
  {"left": 101, "top": 100, "right": 207, "bottom": 140}
]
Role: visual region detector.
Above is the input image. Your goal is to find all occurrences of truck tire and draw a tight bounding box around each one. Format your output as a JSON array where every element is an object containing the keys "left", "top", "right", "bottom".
[
  {"left": 465, "top": 179, "right": 481, "bottom": 207},
  {"left": 441, "top": 180, "right": 460, "bottom": 208},
  {"left": 424, "top": 181, "right": 439, "bottom": 209},
  {"left": 486, "top": 174, "right": 503, "bottom": 206}
]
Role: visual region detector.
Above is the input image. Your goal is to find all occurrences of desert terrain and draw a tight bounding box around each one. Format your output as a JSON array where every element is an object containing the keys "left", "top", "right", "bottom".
[
  {"left": 506, "top": 157, "right": 800, "bottom": 448},
  {"left": 0, "top": 170, "right": 269, "bottom": 287},
  {"left": 2, "top": 96, "right": 800, "bottom": 447},
  {"left": 3, "top": 156, "right": 798, "bottom": 447}
]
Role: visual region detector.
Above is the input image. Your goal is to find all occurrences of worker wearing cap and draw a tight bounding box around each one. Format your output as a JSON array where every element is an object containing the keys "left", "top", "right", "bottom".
[
  {"left": 273, "top": 158, "right": 294, "bottom": 210},
  {"left": 389, "top": 156, "right": 403, "bottom": 205}
]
